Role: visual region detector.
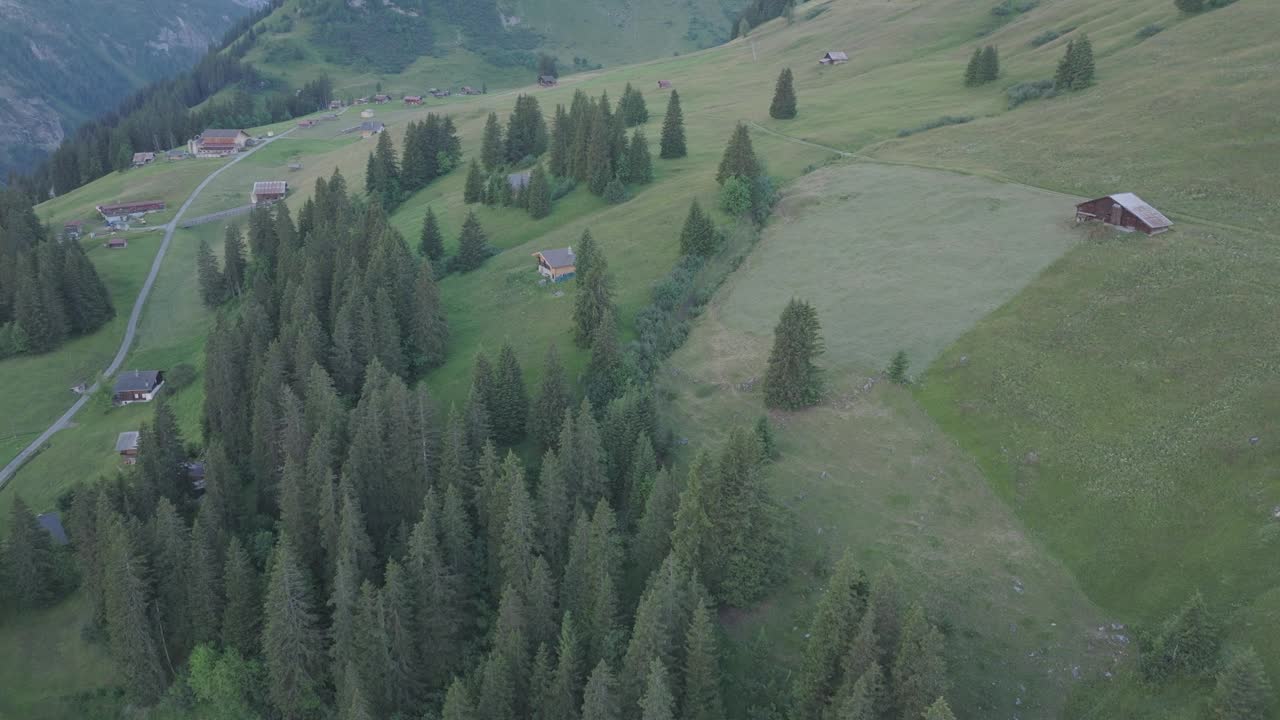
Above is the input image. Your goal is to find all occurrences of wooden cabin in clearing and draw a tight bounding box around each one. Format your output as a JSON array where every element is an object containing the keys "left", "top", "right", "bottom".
[
  {"left": 657, "top": 80, "right": 673, "bottom": 90},
  {"left": 251, "top": 181, "right": 288, "bottom": 205},
  {"left": 63, "top": 220, "right": 84, "bottom": 239},
  {"left": 404, "top": 95, "right": 424, "bottom": 105},
  {"left": 359, "top": 121, "right": 386, "bottom": 138},
  {"left": 538, "top": 75, "right": 558, "bottom": 87},
  {"left": 373, "top": 94, "right": 392, "bottom": 104},
  {"left": 460, "top": 86, "right": 481, "bottom": 95},
  {"left": 131, "top": 152, "right": 156, "bottom": 167},
  {"left": 106, "top": 237, "right": 128, "bottom": 249},
  {"left": 329, "top": 100, "right": 343, "bottom": 110},
  {"left": 116, "top": 431, "right": 140, "bottom": 464},
  {"left": 533, "top": 247, "right": 576, "bottom": 282},
  {"left": 1075, "top": 193, "right": 1172, "bottom": 235},
  {"left": 113, "top": 370, "right": 164, "bottom": 404},
  {"left": 819, "top": 51, "right": 849, "bottom": 65}
]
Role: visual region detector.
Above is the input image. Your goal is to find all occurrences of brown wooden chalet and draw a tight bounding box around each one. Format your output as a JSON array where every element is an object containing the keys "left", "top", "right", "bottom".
[
  {"left": 404, "top": 95, "right": 424, "bottom": 105},
  {"left": 329, "top": 100, "right": 343, "bottom": 110},
  {"left": 97, "top": 200, "right": 166, "bottom": 221},
  {"left": 657, "top": 80, "right": 673, "bottom": 89},
  {"left": 113, "top": 370, "right": 164, "bottom": 404},
  {"left": 298, "top": 119, "right": 317, "bottom": 128},
  {"left": 131, "top": 152, "right": 156, "bottom": 167},
  {"left": 1075, "top": 193, "right": 1173, "bottom": 235},
  {"left": 820, "top": 51, "right": 849, "bottom": 65},
  {"left": 460, "top": 86, "right": 482, "bottom": 95},
  {"left": 105, "top": 237, "right": 128, "bottom": 249},
  {"left": 538, "top": 75, "right": 558, "bottom": 87},
  {"left": 189, "top": 129, "right": 250, "bottom": 157},
  {"left": 63, "top": 220, "right": 85, "bottom": 239},
  {"left": 116, "top": 431, "right": 140, "bottom": 464},
  {"left": 373, "top": 94, "right": 392, "bottom": 104},
  {"left": 251, "top": 181, "right": 288, "bottom": 205},
  {"left": 533, "top": 247, "right": 576, "bottom": 282}
]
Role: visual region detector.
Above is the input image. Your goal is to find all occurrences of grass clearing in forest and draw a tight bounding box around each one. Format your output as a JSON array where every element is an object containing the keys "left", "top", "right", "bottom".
[
  {"left": 661, "top": 162, "right": 1110, "bottom": 717},
  {"left": 0, "top": 593, "right": 117, "bottom": 720}
]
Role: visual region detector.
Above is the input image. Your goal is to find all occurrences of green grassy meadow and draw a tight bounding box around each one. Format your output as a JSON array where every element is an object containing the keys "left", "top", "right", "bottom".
[
  {"left": 0, "top": 593, "right": 117, "bottom": 720},
  {"left": 3, "top": 0, "right": 1279, "bottom": 714}
]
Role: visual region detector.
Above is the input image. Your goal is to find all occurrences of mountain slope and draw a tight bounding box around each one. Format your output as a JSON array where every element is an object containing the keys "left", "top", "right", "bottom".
[{"left": 0, "top": 0, "right": 268, "bottom": 179}]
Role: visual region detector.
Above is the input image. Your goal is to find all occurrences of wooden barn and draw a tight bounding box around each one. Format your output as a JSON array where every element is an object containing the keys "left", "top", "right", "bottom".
[
  {"left": 373, "top": 94, "right": 392, "bottom": 104},
  {"left": 131, "top": 152, "right": 156, "bottom": 167},
  {"left": 97, "top": 200, "right": 166, "bottom": 221},
  {"left": 63, "top": 220, "right": 84, "bottom": 239},
  {"left": 538, "top": 75, "right": 558, "bottom": 87},
  {"left": 1075, "top": 193, "right": 1173, "bottom": 235},
  {"left": 460, "top": 86, "right": 482, "bottom": 95},
  {"left": 297, "top": 119, "right": 317, "bottom": 128},
  {"left": 329, "top": 100, "right": 343, "bottom": 110},
  {"left": 251, "top": 181, "right": 288, "bottom": 205},
  {"left": 105, "top": 237, "right": 128, "bottom": 249},
  {"left": 189, "top": 129, "right": 250, "bottom": 157},
  {"left": 404, "top": 95, "right": 424, "bottom": 105},
  {"left": 116, "top": 431, "right": 140, "bottom": 464},
  {"left": 360, "top": 121, "right": 386, "bottom": 138},
  {"left": 819, "top": 51, "right": 849, "bottom": 65},
  {"left": 533, "top": 247, "right": 576, "bottom": 282},
  {"left": 657, "top": 80, "right": 673, "bottom": 89},
  {"left": 112, "top": 370, "right": 164, "bottom": 404}
]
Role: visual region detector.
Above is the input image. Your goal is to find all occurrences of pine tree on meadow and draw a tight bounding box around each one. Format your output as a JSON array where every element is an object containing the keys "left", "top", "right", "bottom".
[
  {"left": 196, "top": 238, "right": 226, "bottom": 307},
  {"left": 550, "top": 103, "right": 573, "bottom": 177},
  {"left": 531, "top": 344, "right": 572, "bottom": 450},
  {"left": 1070, "top": 33, "right": 1096, "bottom": 88},
  {"left": 763, "top": 298, "right": 824, "bottom": 410},
  {"left": 419, "top": 206, "right": 445, "bottom": 260},
  {"left": 964, "top": 47, "right": 983, "bottom": 86},
  {"left": 625, "top": 129, "right": 654, "bottom": 185},
  {"left": 893, "top": 603, "right": 949, "bottom": 720},
  {"left": 450, "top": 211, "right": 491, "bottom": 273},
  {"left": 527, "top": 164, "right": 553, "bottom": 219},
  {"left": 716, "top": 123, "right": 760, "bottom": 185},
  {"left": 659, "top": 90, "right": 687, "bottom": 159},
  {"left": 492, "top": 343, "right": 530, "bottom": 445},
  {"left": 620, "top": 82, "right": 650, "bottom": 127},
  {"left": 979, "top": 45, "right": 1000, "bottom": 83},
  {"left": 482, "top": 112, "right": 505, "bottom": 171},
  {"left": 792, "top": 552, "right": 868, "bottom": 719},
  {"left": 1212, "top": 647, "right": 1273, "bottom": 720},
  {"left": 573, "top": 230, "right": 615, "bottom": 347},
  {"left": 769, "top": 67, "right": 798, "bottom": 119},
  {"left": 587, "top": 103, "right": 614, "bottom": 196},
  {"left": 604, "top": 175, "right": 628, "bottom": 204},
  {"left": 222, "top": 224, "right": 247, "bottom": 297},
  {"left": 5, "top": 497, "right": 58, "bottom": 608},
  {"left": 103, "top": 517, "right": 169, "bottom": 703},
  {"left": 465, "top": 159, "right": 485, "bottom": 204},
  {"left": 678, "top": 201, "right": 718, "bottom": 257},
  {"left": 1055, "top": 39, "right": 1076, "bottom": 89}
]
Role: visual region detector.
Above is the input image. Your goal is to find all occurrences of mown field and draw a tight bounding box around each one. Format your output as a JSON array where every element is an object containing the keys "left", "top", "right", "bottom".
[{"left": 4, "top": 0, "right": 1278, "bottom": 715}]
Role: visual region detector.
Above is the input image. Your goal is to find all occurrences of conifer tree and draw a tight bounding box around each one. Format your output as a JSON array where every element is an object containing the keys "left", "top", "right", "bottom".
[
  {"left": 1055, "top": 39, "right": 1076, "bottom": 89},
  {"left": 1175, "top": 0, "right": 1204, "bottom": 13},
  {"left": 979, "top": 45, "right": 1000, "bottom": 83},
  {"left": 381, "top": 559, "right": 423, "bottom": 714},
  {"left": 420, "top": 206, "right": 445, "bottom": 260},
  {"left": 547, "top": 612, "right": 584, "bottom": 720},
  {"left": 222, "top": 224, "right": 247, "bottom": 297},
  {"left": 582, "top": 660, "right": 620, "bottom": 720},
  {"left": 870, "top": 566, "right": 904, "bottom": 667},
  {"left": 963, "top": 47, "right": 982, "bottom": 87},
  {"left": 506, "top": 94, "right": 550, "bottom": 162},
  {"left": 443, "top": 678, "right": 478, "bottom": 720},
  {"left": 550, "top": 103, "right": 573, "bottom": 178},
  {"left": 893, "top": 603, "right": 949, "bottom": 720},
  {"left": 1141, "top": 591, "right": 1220, "bottom": 680},
  {"left": 620, "top": 553, "right": 696, "bottom": 712},
  {"left": 527, "top": 164, "right": 553, "bottom": 219},
  {"left": 620, "top": 83, "right": 650, "bottom": 127},
  {"left": 196, "top": 238, "right": 226, "bottom": 307},
  {"left": 604, "top": 176, "right": 627, "bottom": 204},
  {"left": 368, "top": 131, "right": 402, "bottom": 209},
  {"left": 103, "top": 518, "right": 169, "bottom": 703},
  {"left": 482, "top": 112, "right": 505, "bottom": 171},
  {"left": 464, "top": 159, "right": 485, "bottom": 204},
  {"left": 450, "top": 211, "right": 491, "bottom": 273},
  {"left": 763, "top": 298, "right": 824, "bottom": 410},
  {"left": 185, "top": 511, "right": 224, "bottom": 650},
  {"left": 632, "top": 467, "right": 679, "bottom": 588},
  {"left": 715, "top": 123, "right": 760, "bottom": 185},
  {"left": 527, "top": 556, "right": 558, "bottom": 650},
  {"left": 1070, "top": 33, "right": 1095, "bottom": 88},
  {"left": 678, "top": 201, "right": 718, "bottom": 257},
  {"left": 500, "top": 463, "right": 538, "bottom": 595},
  {"left": 586, "top": 311, "right": 627, "bottom": 411},
  {"left": 887, "top": 350, "right": 910, "bottom": 384},
  {"left": 491, "top": 342, "right": 530, "bottom": 445},
  {"left": 5, "top": 497, "right": 58, "bottom": 608},
  {"left": 625, "top": 129, "right": 654, "bottom": 185},
  {"left": 641, "top": 660, "right": 676, "bottom": 720},
  {"left": 537, "top": 449, "right": 572, "bottom": 572},
  {"left": 835, "top": 664, "right": 886, "bottom": 720},
  {"left": 1212, "top": 647, "right": 1273, "bottom": 720},
  {"left": 769, "top": 68, "right": 798, "bottom": 119},
  {"left": 263, "top": 535, "right": 326, "bottom": 720},
  {"left": 221, "top": 535, "right": 261, "bottom": 656},
  {"left": 683, "top": 600, "right": 725, "bottom": 720},
  {"left": 407, "top": 259, "right": 448, "bottom": 375},
  {"left": 923, "top": 697, "right": 958, "bottom": 720},
  {"left": 671, "top": 452, "right": 718, "bottom": 586},
  {"left": 573, "top": 231, "right": 615, "bottom": 347},
  {"left": 587, "top": 102, "right": 614, "bottom": 196},
  {"left": 563, "top": 400, "right": 609, "bottom": 510},
  {"left": 793, "top": 552, "right": 869, "bottom": 719},
  {"left": 532, "top": 344, "right": 572, "bottom": 450},
  {"left": 659, "top": 90, "right": 687, "bottom": 159},
  {"left": 150, "top": 499, "right": 191, "bottom": 658}
]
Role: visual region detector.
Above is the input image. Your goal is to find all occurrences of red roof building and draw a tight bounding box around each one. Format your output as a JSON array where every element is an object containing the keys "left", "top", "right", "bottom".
[{"left": 404, "top": 95, "right": 424, "bottom": 105}]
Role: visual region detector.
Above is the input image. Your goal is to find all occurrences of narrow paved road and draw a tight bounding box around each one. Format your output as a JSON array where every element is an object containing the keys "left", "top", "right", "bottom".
[{"left": 0, "top": 130, "right": 293, "bottom": 489}]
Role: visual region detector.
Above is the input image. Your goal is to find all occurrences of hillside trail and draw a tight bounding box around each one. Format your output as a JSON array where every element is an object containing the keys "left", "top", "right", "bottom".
[
  {"left": 0, "top": 129, "right": 295, "bottom": 490},
  {"left": 748, "top": 121, "right": 1272, "bottom": 238}
]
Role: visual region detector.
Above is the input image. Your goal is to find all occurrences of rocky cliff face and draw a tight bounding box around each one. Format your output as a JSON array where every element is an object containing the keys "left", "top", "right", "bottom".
[{"left": 0, "top": 0, "right": 267, "bottom": 181}]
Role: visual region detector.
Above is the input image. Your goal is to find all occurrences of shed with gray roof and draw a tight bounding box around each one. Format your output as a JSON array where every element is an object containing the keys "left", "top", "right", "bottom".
[
  {"left": 532, "top": 247, "right": 576, "bottom": 282},
  {"left": 1075, "top": 193, "right": 1172, "bottom": 235}
]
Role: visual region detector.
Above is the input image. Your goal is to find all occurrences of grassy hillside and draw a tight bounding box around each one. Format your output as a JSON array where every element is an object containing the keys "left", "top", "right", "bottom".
[{"left": 3, "top": 0, "right": 1277, "bottom": 716}]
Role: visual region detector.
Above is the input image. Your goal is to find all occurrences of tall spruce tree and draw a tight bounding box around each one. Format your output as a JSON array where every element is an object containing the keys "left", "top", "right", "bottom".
[
  {"left": 196, "top": 238, "right": 225, "bottom": 307},
  {"left": 1071, "top": 33, "right": 1095, "bottom": 88},
  {"left": 620, "top": 83, "right": 650, "bottom": 127},
  {"left": 532, "top": 344, "right": 572, "bottom": 450},
  {"left": 715, "top": 124, "right": 760, "bottom": 185},
  {"left": 793, "top": 552, "right": 869, "bottom": 719},
  {"left": 963, "top": 47, "right": 983, "bottom": 86},
  {"left": 769, "top": 68, "right": 798, "bottom": 119},
  {"left": 481, "top": 112, "right": 505, "bottom": 171},
  {"left": 527, "top": 164, "right": 553, "bottom": 219},
  {"left": 263, "top": 535, "right": 326, "bottom": 720},
  {"left": 586, "top": 311, "right": 627, "bottom": 411},
  {"left": 893, "top": 603, "right": 949, "bottom": 720},
  {"left": 640, "top": 660, "right": 676, "bottom": 720},
  {"left": 678, "top": 201, "right": 717, "bottom": 257},
  {"left": 625, "top": 130, "right": 654, "bottom": 185},
  {"left": 659, "top": 90, "right": 687, "bottom": 159},
  {"left": 979, "top": 45, "right": 1000, "bottom": 83},
  {"left": 408, "top": 259, "right": 448, "bottom": 374},
  {"left": 763, "top": 298, "right": 824, "bottom": 410},
  {"left": 923, "top": 697, "right": 958, "bottom": 720},
  {"left": 573, "top": 230, "right": 615, "bottom": 347},
  {"left": 507, "top": 94, "right": 550, "bottom": 162},
  {"left": 420, "top": 207, "right": 445, "bottom": 260},
  {"left": 1212, "top": 647, "right": 1273, "bottom": 720},
  {"left": 550, "top": 103, "right": 573, "bottom": 178},
  {"left": 682, "top": 600, "right": 725, "bottom": 720},
  {"left": 103, "top": 517, "right": 169, "bottom": 703},
  {"left": 5, "top": 497, "right": 58, "bottom": 608},
  {"left": 492, "top": 343, "right": 530, "bottom": 445},
  {"left": 1055, "top": 40, "right": 1076, "bottom": 89},
  {"left": 222, "top": 224, "right": 247, "bottom": 297},
  {"left": 464, "top": 159, "right": 485, "bottom": 204},
  {"left": 581, "top": 660, "right": 620, "bottom": 720},
  {"left": 586, "top": 101, "right": 614, "bottom": 196},
  {"left": 450, "top": 211, "right": 491, "bottom": 273},
  {"left": 221, "top": 535, "right": 261, "bottom": 656}
]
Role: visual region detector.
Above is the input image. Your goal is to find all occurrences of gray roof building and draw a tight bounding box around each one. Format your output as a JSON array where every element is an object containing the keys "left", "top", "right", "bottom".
[
  {"left": 116, "top": 431, "right": 140, "bottom": 453},
  {"left": 113, "top": 370, "right": 162, "bottom": 394},
  {"left": 37, "top": 512, "right": 69, "bottom": 545},
  {"left": 508, "top": 171, "right": 532, "bottom": 190}
]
